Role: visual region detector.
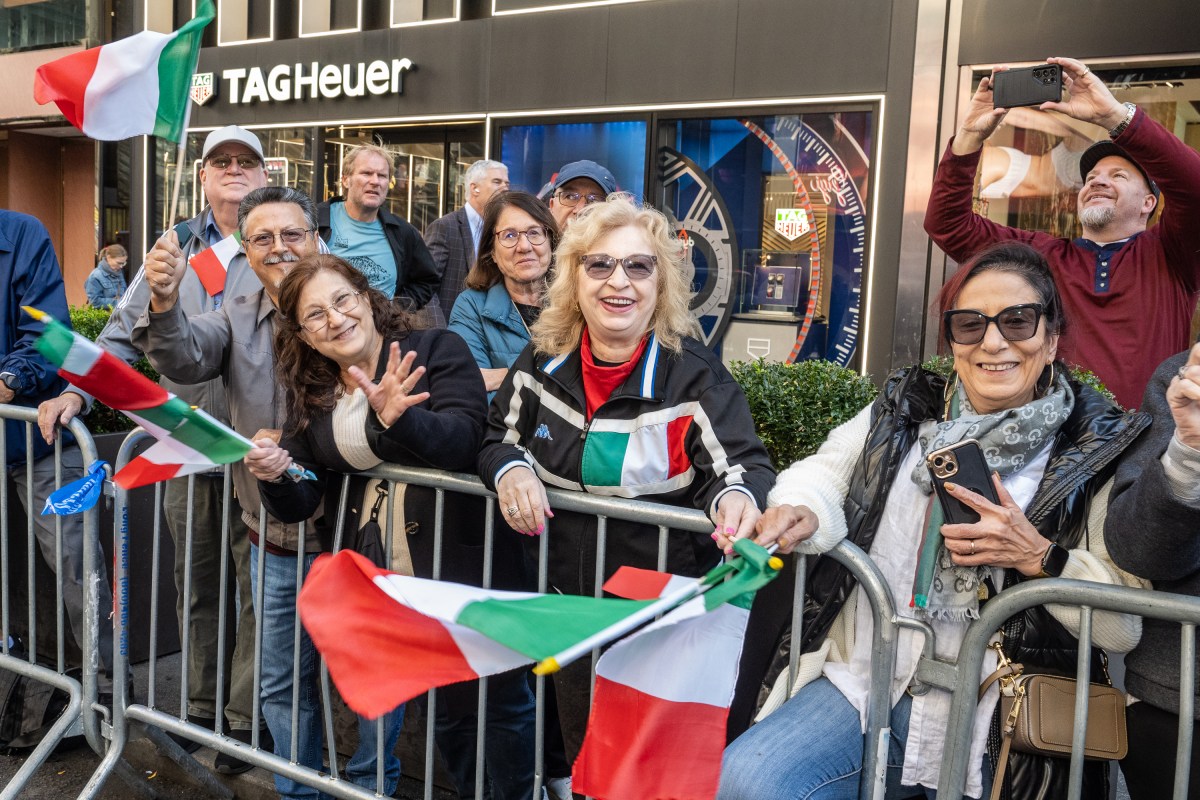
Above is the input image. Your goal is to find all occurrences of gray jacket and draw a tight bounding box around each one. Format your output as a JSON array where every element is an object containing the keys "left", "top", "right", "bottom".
[
  {"left": 74, "top": 209, "right": 261, "bottom": 427},
  {"left": 1106, "top": 350, "right": 1200, "bottom": 717},
  {"left": 131, "top": 289, "right": 317, "bottom": 553}
]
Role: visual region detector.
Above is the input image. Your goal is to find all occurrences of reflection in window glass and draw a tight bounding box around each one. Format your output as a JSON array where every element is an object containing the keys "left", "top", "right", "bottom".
[
  {"left": 657, "top": 112, "right": 872, "bottom": 365},
  {"left": 969, "top": 65, "right": 1200, "bottom": 240},
  {"left": 499, "top": 120, "right": 648, "bottom": 200},
  {"left": 0, "top": 0, "right": 85, "bottom": 54}
]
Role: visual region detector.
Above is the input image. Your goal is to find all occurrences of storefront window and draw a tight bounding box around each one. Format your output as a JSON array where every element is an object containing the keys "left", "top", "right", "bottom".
[
  {"left": 322, "top": 125, "right": 484, "bottom": 232},
  {"left": 657, "top": 111, "right": 873, "bottom": 365},
  {"left": 498, "top": 119, "right": 648, "bottom": 200},
  {"left": 157, "top": 128, "right": 314, "bottom": 234},
  {"left": 0, "top": 0, "right": 85, "bottom": 54},
  {"left": 968, "top": 65, "right": 1200, "bottom": 239},
  {"left": 392, "top": 0, "right": 456, "bottom": 26}
]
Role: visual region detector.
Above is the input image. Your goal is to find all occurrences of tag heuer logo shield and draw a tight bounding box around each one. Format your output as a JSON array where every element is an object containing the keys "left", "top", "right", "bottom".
[{"left": 190, "top": 73, "right": 215, "bottom": 106}]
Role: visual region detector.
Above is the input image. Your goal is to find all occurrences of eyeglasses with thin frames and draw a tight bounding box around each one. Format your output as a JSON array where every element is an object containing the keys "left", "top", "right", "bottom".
[
  {"left": 943, "top": 303, "right": 1045, "bottom": 345},
  {"left": 494, "top": 227, "right": 547, "bottom": 248},
  {"left": 300, "top": 291, "right": 362, "bottom": 333},
  {"left": 206, "top": 154, "right": 263, "bottom": 171},
  {"left": 245, "top": 228, "right": 315, "bottom": 251},
  {"left": 555, "top": 189, "right": 605, "bottom": 208},
  {"left": 580, "top": 253, "right": 657, "bottom": 281}
]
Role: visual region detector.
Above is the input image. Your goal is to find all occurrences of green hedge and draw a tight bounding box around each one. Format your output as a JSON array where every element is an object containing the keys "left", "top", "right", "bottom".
[
  {"left": 730, "top": 359, "right": 878, "bottom": 471},
  {"left": 69, "top": 306, "right": 159, "bottom": 434}
]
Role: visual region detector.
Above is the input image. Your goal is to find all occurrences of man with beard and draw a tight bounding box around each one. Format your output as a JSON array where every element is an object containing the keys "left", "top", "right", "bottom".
[
  {"left": 925, "top": 56, "right": 1200, "bottom": 409},
  {"left": 38, "top": 126, "right": 269, "bottom": 773},
  {"left": 132, "top": 186, "right": 403, "bottom": 798}
]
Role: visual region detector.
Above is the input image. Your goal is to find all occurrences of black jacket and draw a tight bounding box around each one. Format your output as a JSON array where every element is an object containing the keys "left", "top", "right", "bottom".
[
  {"left": 801, "top": 365, "right": 1148, "bottom": 800},
  {"left": 477, "top": 333, "right": 776, "bottom": 595},
  {"left": 317, "top": 198, "right": 441, "bottom": 311},
  {"left": 259, "top": 329, "right": 523, "bottom": 586}
]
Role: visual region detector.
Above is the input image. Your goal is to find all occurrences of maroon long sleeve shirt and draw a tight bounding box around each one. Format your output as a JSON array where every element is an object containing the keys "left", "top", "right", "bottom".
[{"left": 925, "top": 108, "right": 1200, "bottom": 409}]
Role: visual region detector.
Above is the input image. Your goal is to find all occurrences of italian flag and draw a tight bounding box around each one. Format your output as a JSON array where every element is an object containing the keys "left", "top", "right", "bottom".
[
  {"left": 32, "top": 0, "right": 214, "bottom": 142},
  {"left": 572, "top": 588, "right": 752, "bottom": 800},
  {"left": 25, "top": 307, "right": 252, "bottom": 489},
  {"left": 581, "top": 413, "right": 694, "bottom": 489},
  {"left": 188, "top": 231, "right": 240, "bottom": 297},
  {"left": 298, "top": 550, "right": 673, "bottom": 719}
]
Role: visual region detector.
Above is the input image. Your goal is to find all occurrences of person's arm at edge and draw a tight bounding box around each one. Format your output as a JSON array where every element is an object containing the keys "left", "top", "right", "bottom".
[
  {"left": 129, "top": 299, "right": 229, "bottom": 386},
  {"left": 476, "top": 346, "right": 537, "bottom": 491},
  {"left": 3, "top": 220, "right": 69, "bottom": 397}
]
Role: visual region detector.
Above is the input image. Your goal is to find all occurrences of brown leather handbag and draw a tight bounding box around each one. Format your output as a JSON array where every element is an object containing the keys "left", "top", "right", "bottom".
[{"left": 979, "top": 639, "right": 1128, "bottom": 800}]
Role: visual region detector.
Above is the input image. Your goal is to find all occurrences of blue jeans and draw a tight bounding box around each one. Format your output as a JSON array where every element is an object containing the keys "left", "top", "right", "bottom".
[
  {"left": 718, "top": 678, "right": 988, "bottom": 800},
  {"left": 250, "top": 544, "right": 403, "bottom": 799},
  {"left": 434, "top": 669, "right": 537, "bottom": 800}
]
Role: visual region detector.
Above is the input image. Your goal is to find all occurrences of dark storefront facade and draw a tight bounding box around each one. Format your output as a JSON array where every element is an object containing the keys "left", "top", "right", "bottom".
[{"left": 112, "top": 0, "right": 1200, "bottom": 376}]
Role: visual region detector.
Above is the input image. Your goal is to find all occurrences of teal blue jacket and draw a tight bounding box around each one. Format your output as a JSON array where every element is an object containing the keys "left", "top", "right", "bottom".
[{"left": 447, "top": 283, "right": 531, "bottom": 399}]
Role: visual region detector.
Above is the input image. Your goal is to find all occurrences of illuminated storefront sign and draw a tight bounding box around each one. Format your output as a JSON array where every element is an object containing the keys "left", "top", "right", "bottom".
[{"left": 220, "top": 59, "right": 414, "bottom": 105}]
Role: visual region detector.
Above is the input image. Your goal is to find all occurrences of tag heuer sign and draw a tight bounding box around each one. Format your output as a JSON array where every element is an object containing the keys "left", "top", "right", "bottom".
[
  {"left": 190, "top": 72, "right": 215, "bottom": 106},
  {"left": 774, "top": 208, "right": 811, "bottom": 241}
]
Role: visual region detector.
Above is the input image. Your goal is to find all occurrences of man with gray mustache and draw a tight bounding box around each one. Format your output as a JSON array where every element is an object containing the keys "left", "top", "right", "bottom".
[
  {"left": 924, "top": 55, "right": 1200, "bottom": 410},
  {"left": 132, "top": 186, "right": 404, "bottom": 798}
]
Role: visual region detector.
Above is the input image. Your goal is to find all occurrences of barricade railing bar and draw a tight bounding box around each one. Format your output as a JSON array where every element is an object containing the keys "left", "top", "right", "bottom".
[
  {"left": 932, "top": 579, "right": 1200, "bottom": 800},
  {"left": 87, "top": 430, "right": 904, "bottom": 800},
  {"left": 0, "top": 405, "right": 105, "bottom": 795}
]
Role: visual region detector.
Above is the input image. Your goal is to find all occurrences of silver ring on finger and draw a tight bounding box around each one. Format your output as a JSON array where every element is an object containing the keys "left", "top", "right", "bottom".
[{"left": 507, "top": 505, "right": 519, "bottom": 517}]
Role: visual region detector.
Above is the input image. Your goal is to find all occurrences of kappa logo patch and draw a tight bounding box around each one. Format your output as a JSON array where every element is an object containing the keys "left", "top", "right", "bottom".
[{"left": 534, "top": 423, "right": 553, "bottom": 440}]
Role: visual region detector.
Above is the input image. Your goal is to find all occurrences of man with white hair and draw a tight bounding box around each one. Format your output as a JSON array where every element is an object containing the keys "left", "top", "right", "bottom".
[{"left": 423, "top": 159, "right": 509, "bottom": 315}]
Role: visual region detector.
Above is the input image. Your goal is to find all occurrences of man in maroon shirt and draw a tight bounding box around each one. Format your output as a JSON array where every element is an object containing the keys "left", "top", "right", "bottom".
[{"left": 925, "top": 56, "right": 1200, "bottom": 409}]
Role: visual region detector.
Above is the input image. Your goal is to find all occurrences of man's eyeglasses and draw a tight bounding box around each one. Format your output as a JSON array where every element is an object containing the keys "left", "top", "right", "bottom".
[
  {"left": 300, "top": 291, "right": 362, "bottom": 333},
  {"left": 206, "top": 154, "right": 263, "bottom": 171},
  {"left": 555, "top": 189, "right": 605, "bottom": 208},
  {"left": 943, "top": 303, "right": 1044, "bottom": 345},
  {"left": 580, "top": 253, "right": 657, "bottom": 281},
  {"left": 245, "top": 228, "right": 315, "bottom": 251},
  {"left": 495, "top": 227, "right": 547, "bottom": 248}
]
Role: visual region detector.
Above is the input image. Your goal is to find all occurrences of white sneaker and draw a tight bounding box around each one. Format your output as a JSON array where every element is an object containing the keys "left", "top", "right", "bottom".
[{"left": 545, "top": 776, "right": 572, "bottom": 800}]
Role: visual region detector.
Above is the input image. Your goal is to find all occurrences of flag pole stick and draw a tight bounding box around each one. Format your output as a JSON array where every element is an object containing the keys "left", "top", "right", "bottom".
[
  {"left": 165, "top": 96, "right": 195, "bottom": 231},
  {"left": 532, "top": 544, "right": 781, "bottom": 675}
]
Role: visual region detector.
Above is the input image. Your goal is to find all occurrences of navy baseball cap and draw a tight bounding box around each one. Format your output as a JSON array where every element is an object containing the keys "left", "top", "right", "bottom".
[
  {"left": 1079, "top": 141, "right": 1159, "bottom": 202},
  {"left": 550, "top": 160, "right": 618, "bottom": 196}
]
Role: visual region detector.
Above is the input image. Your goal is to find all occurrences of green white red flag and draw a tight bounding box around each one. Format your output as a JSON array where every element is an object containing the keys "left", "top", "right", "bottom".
[
  {"left": 32, "top": 0, "right": 214, "bottom": 142},
  {"left": 188, "top": 231, "right": 240, "bottom": 296},
  {"left": 24, "top": 307, "right": 252, "bottom": 489}
]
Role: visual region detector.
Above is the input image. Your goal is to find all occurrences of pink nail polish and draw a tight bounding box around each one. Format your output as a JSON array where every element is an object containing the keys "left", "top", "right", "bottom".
[
  {"left": 536, "top": 525, "right": 544, "bottom": 535},
  {"left": 711, "top": 532, "right": 720, "bottom": 540},
  {"left": 725, "top": 527, "right": 735, "bottom": 535}
]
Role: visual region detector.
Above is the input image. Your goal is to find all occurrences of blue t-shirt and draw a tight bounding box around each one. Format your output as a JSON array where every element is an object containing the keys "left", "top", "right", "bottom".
[{"left": 328, "top": 202, "right": 398, "bottom": 296}]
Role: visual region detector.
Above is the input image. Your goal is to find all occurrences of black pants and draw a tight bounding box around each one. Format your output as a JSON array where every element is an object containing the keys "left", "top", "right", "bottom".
[{"left": 1121, "top": 699, "right": 1200, "bottom": 799}]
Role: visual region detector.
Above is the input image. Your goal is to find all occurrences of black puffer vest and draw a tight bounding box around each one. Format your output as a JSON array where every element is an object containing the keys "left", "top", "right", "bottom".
[{"left": 799, "top": 366, "right": 1149, "bottom": 800}]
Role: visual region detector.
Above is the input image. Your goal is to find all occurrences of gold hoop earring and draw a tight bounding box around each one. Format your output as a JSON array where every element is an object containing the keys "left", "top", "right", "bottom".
[{"left": 1043, "top": 362, "right": 1056, "bottom": 396}]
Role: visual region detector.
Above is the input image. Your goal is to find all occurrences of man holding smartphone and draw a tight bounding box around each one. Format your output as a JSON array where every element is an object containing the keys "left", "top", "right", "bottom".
[{"left": 925, "top": 56, "right": 1200, "bottom": 411}]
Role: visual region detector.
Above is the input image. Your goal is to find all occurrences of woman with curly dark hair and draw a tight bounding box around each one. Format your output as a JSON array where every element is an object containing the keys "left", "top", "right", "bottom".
[{"left": 247, "top": 253, "right": 536, "bottom": 800}]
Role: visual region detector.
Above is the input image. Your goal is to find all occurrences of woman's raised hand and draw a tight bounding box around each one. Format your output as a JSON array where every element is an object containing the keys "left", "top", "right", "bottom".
[
  {"left": 347, "top": 342, "right": 430, "bottom": 427},
  {"left": 496, "top": 466, "right": 554, "bottom": 536},
  {"left": 939, "top": 473, "right": 1051, "bottom": 576},
  {"left": 244, "top": 437, "right": 293, "bottom": 482},
  {"left": 1169, "top": 343, "right": 1200, "bottom": 450}
]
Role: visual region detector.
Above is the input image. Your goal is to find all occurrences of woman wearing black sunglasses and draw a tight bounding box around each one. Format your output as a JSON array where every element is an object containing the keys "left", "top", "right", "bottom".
[
  {"left": 477, "top": 196, "right": 776, "bottom": 768},
  {"left": 719, "top": 241, "right": 1149, "bottom": 800}
]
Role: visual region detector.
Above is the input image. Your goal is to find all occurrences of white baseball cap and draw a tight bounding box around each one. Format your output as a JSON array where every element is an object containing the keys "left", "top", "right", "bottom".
[{"left": 201, "top": 126, "right": 265, "bottom": 162}]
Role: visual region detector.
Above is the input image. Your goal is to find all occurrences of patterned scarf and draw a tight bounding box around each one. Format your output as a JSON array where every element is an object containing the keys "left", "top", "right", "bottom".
[{"left": 908, "top": 370, "right": 1073, "bottom": 620}]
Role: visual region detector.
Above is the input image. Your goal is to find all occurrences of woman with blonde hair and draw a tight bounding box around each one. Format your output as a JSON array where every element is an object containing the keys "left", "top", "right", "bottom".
[{"left": 477, "top": 196, "right": 775, "bottom": 764}]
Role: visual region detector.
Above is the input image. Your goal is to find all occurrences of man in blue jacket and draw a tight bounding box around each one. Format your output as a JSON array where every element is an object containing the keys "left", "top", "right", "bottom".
[{"left": 0, "top": 209, "right": 113, "bottom": 678}]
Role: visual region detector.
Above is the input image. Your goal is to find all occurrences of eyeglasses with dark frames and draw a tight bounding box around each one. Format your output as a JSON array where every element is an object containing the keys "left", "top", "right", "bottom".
[
  {"left": 943, "top": 303, "right": 1045, "bottom": 345},
  {"left": 245, "top": 228, "right": 315, "bottom": 251},
  {"left": 555, "top": 189, "right": 605, "bottom": 208},
  {"left": 494, "top": 227, "right": 547, "bottom": 248},
  {"left": 206, "top": 154, "right": 263, "bottom": 171},
  {"left": 299, "top": 291, "right": 362, "bottom": 333},
  {"left": 579, "top": 253, "right": 657, "bottom": 281}
]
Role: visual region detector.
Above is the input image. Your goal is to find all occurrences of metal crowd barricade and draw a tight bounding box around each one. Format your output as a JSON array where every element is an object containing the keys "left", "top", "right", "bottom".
[
  {"left": 931, "top": 579, "right": 1200, "bottom": 800},
  {"left": 0, "top": 406, "right": 103, "bottom": 798},
  {"left": 87, "top": 428, "right": 908, "bottom": 800}
]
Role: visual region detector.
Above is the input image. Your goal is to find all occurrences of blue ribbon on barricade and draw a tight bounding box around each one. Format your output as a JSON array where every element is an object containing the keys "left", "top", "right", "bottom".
[{"left": 40, "top": 460, "right": 108, "bottom": 515}]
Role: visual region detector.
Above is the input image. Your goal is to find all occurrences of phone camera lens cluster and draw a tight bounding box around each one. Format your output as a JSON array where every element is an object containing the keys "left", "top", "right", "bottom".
[{"left": 1033, "top": 67, "right": 1058, "bottom": 85}]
